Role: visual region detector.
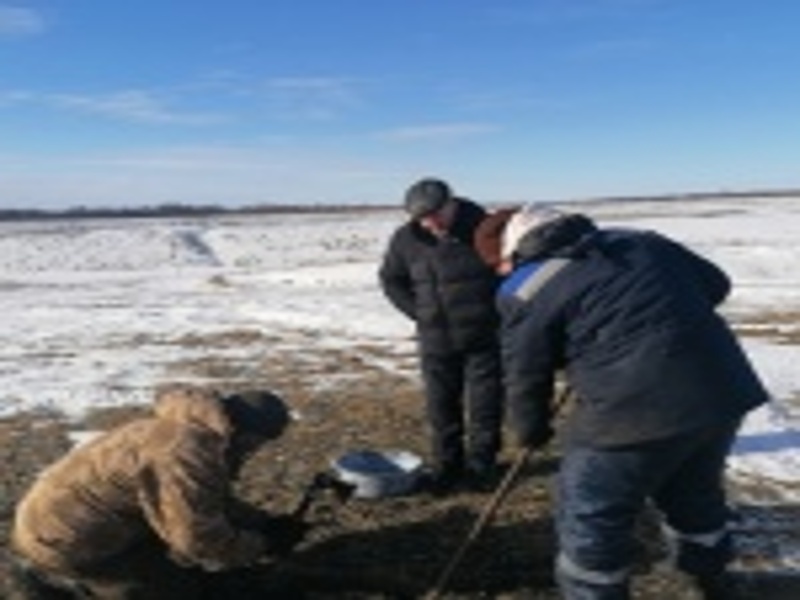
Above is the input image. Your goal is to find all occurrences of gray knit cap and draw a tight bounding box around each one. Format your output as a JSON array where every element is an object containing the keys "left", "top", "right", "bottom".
[{"left": 404, "top": 178, "right": 453, "bottom": 218}]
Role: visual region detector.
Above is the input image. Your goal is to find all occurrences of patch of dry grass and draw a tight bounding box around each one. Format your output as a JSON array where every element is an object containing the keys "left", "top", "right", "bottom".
[{"left": 732, "top": 310, "right": 800, "bottom": 345}]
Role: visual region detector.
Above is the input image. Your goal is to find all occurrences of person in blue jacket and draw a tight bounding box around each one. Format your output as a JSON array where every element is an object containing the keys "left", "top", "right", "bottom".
[{"left": 479, "top": 204, "right": 769, "bottom": 599}]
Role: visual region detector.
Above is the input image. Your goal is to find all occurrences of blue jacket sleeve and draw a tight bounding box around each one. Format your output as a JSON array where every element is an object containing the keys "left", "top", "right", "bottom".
[{"left": 499, "top": 293, "right": 560, "bottom": 447}]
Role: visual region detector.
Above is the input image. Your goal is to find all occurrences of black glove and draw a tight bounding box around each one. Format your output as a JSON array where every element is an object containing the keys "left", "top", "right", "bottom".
[
  {"left": 230, "top": 501, "right": 277, "bottom": 531},
  {"left": 516, "top": 422, "right": 554, "bottom": 450},
  {"left": 260, "top": 515, "right": 310, "bottom": 557}
]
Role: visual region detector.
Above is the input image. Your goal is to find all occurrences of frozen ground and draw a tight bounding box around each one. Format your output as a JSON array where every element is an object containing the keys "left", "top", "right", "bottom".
[
  {"left": 2, "top": 195, "right": 800, "bottom": 594},
  {"left": 1, "top": 195, "right": 799, "bottom": 506}
]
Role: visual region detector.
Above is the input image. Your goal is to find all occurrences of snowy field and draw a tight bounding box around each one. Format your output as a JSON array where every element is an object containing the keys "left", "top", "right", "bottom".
[{"left": 1, "top": 195, "right": 800, "bottom": 508}]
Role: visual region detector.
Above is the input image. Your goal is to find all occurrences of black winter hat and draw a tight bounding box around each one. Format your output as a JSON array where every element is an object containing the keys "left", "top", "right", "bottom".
[
  {"left": 404, "top": 178, "right": 453, "bottom": 218},
  {"left": 223, "top": 390, "right": 290, "bottom": 439}
]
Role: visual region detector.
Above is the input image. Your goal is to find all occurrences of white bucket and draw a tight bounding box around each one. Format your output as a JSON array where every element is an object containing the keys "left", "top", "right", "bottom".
[{"left": 332, "top": 449, "right": 423, "bottom": 499}]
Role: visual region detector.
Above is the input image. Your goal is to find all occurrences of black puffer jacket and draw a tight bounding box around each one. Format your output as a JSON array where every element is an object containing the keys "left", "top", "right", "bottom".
[
  {"left": 380, "top": 199, "right": 501, "bottom": 354},
  {"left": 498, "top": 215, "right": 770, "bottom": 448}
]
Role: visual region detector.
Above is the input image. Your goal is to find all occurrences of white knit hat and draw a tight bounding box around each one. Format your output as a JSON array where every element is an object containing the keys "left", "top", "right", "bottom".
[{"left": 501, "top": 204, "right": 564, "bottom": 259}]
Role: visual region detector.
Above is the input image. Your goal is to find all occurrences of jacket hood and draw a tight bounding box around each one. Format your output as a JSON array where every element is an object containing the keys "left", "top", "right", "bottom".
[
  {"left": 514, "top": 213, "right": 598, "bottom": 263},
  {"left": 153, "top": 385, "right": 232, "bottom": 438}
]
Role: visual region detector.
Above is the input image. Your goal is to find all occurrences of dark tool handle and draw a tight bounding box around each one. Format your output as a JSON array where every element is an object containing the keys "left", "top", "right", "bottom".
[
  {"left": 424, "top": 446, "right": 533, "bottom": 600},
  {"left": 292, "top": 490, "right": 315, "bottom": 520},
  {"left": 425, "top": 386, "right": 570, "bottom": 599},
  {"left": 292, "top": 471, "right": 357, "bottom": 520}
]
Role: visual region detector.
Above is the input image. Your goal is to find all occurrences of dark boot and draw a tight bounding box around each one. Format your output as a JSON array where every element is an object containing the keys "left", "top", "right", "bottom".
[
  {"left": 557, "top": 564, "right": 630, "bottom": 600},
  {"left": 693, "top": 572, "right": 742, "bottom": 600},
  {"left": 557, "top": 576, "right": 630, "bottom": 600},
  {"left": 465, "top": 458, "right": 504, "bottom": 493},
  {"left": 418, "top": 464, "right": 463, "bottom": 496}
]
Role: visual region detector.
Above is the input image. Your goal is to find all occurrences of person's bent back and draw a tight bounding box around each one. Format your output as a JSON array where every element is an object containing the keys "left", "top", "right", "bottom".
[{"left": 11, "top": 384, "right": 294, "bottom": 598}]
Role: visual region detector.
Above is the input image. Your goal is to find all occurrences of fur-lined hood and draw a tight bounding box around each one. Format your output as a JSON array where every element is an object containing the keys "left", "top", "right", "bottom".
[
  {"left": 512, "top": 213, "right": 598, "bottom": 263},
  {"left": 153, "top": 384, "right": 232, "bottom": 438}
]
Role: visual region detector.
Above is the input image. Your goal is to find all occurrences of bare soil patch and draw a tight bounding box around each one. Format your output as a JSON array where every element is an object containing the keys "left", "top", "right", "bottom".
[{"left": 1, "top": 337, "right": 796, "bottom": 598}]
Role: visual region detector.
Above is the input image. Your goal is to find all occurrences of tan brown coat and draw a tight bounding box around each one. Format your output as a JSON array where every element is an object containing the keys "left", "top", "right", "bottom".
[{"left": 11, "top": 387, "right": 266, "bottom": 574}]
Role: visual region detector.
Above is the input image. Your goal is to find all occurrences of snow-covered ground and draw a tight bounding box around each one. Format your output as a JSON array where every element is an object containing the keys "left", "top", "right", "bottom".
[{"left": 1, "top": 196, "right": 799, "bottom": 506}]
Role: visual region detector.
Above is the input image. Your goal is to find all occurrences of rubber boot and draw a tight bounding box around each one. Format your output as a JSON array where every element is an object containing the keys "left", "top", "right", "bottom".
[
  {"left": 557, "top": 571, "right": 630, "bottom": 600},
  {"left": 693, "top": 572, "right": 741, "bottom": 600}
]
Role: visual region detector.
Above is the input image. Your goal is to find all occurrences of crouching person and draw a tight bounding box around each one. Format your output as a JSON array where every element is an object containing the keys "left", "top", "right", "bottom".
[{"left": 9, "top": 385, "right": 307, "bottom": 599}]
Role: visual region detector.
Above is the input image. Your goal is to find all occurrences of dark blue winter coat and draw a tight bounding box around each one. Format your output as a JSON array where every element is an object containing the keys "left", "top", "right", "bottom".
[
  {"left": 498, "top": 215, "right": 770, "bottom": 448},
  {"left": 380, "top": 198, "right": 501, "bottom": 355}
]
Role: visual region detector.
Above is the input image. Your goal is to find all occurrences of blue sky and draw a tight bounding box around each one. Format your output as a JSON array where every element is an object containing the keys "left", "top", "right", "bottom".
[{"left": 2, "top": 1, "right": 800, "bottom": 209}]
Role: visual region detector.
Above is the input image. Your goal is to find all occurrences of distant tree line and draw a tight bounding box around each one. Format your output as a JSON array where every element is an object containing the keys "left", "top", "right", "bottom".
[
  {"left": 1, "top": 188, "right": 799, "bottom": 222},
  {"left": 591, "top": 188, "right": 800, "bottom": 204},
  {"left": 0, "top": 202, "right": 397, "bottom": 222}
]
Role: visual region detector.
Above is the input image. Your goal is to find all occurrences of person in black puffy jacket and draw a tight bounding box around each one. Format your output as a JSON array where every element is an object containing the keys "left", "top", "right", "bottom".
[
  {"left": 487, "top": 204, "right": 769, "bottom": 599},
  {"left": 379, "top": 178, "right": 505, "bottom": 493}
]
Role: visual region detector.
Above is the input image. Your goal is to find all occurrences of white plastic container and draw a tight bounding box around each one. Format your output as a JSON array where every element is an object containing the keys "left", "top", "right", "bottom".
[{"left": 332, "top": 449, "right": 423, "bottom": 499}]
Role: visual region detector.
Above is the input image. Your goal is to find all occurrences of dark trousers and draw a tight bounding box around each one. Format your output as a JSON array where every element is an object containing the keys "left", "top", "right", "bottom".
[
  {"left": 420, "top": 345, "right": 504, "bottom": 472},
  {"left": 555, "top": 419, "right": 741, "bottom": 600}
]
